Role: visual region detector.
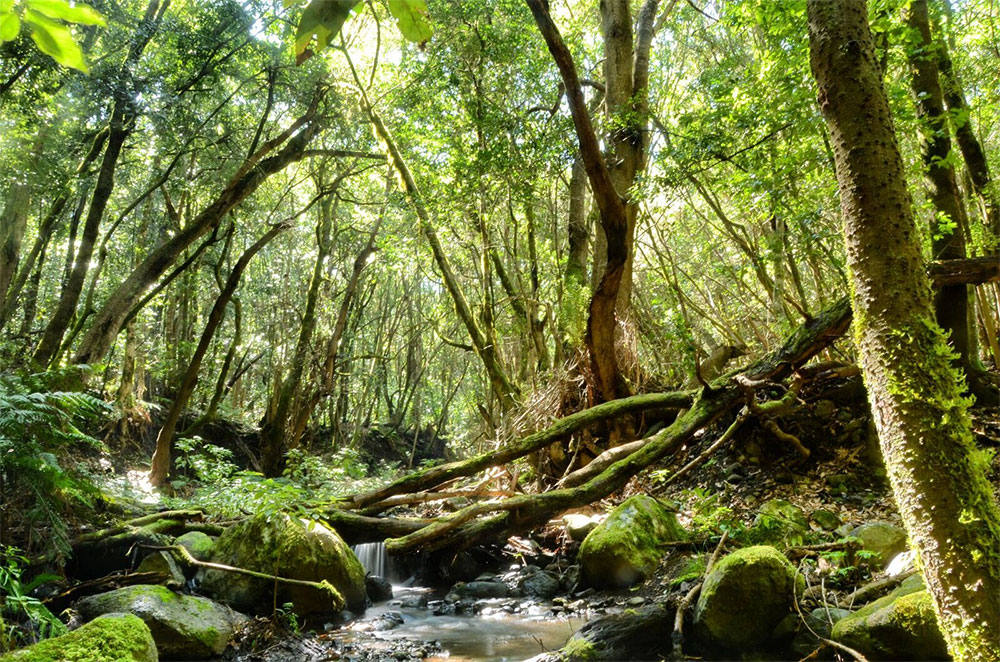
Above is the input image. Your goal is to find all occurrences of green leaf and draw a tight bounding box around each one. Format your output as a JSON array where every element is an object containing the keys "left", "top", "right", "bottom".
[
  {"left": 26, "top": 0, "right": 105, "bottom": 26},
  {"left": 0, "top": 11, "right": 19, "bottom": 42},
  {"left": 0, "top": 0, "right": 14, "bottom": 12},
  {"left": 293, "top": 0, "right": 358, "bottom": 64},
  {"left": 25, "top": 9, "right": 88, "bottom": 72},
  {"left": 386, "top": 0, "right": 432, "bottom": 44}
]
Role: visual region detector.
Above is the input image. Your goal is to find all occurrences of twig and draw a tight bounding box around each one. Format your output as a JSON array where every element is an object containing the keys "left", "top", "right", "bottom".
[
  {"left": 665, "top": 406, "right": 750, "bottom": 485},
  {"left": 843, "top": 568, "right": 917, "bottom": 607},
  {"left": 793, "top": 563, "right": 869, "bottom": 662}
]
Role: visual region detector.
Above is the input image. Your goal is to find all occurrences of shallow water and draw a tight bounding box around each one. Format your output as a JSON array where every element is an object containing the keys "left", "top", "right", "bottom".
[{"left": 333, "top": 586, "right": 585, "bottom": 661}]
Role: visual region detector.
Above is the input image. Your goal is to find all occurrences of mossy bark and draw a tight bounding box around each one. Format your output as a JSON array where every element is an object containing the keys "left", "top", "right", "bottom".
[{"left": 808, "top": 1, "right": 1000, "bottom": 659}]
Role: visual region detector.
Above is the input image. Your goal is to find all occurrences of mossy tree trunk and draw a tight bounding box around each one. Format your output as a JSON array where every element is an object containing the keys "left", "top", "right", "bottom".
[{"left": 808, "top": 1, "right": 1000, "bottom": 659}]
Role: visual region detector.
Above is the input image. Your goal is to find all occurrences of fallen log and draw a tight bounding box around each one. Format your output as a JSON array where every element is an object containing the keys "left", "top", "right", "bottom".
[
  {"left": 346, "top": 390, "right": 695, "bottom": 509},
  {"left": 383, "top": 298, "right": 852, "bottom": 555},
  {"left": 43, "top": 571, "right": 171, "bottom": 613},
  {"left": 929, "top": 256, "right": 1000, "bottom": 286}
]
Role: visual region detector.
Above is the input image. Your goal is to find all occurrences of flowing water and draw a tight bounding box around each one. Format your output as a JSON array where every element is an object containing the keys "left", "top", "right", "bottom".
[{"left": 352, "top": 542, "right": 389, "bottom": 580}]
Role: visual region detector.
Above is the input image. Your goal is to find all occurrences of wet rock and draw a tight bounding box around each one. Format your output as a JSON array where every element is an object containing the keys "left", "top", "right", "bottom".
[
  {"left": 450, "top": 580, "right": 510, "bottom": 599},
  {"left": 76, "top": 585, "right": 246, "bottom": 660},
  {"left": 1, "top": 613, "right": 157, "bottom": 662},
  {"left": 810, "top": 508, "right": 841, "bottom": 531},
  {"left": 750, "top": 499, "right": 809, "bottom": 547},
  {"left": 136, "top": 550, "right": 185, "bottom": 587},
  {"left": 198, "top": 512, "right": 366, "bottom": 615},
  {"left": 850, "top": 521, "right": 908, "bottom": 568},
  {"left": 510, "top": 566, "right": 561, "bottom": 599},
  {"left": 558, "top": 604, "right": 673, "bottom": 661},
  {"left": 579, "top": 495, "right": 687, "bottom": 589},
  {"left": 175, "top": 531, "right": 216, "bottom": 562},
  {"left": 693, "top": 545, "right": 803, "bottom": 652},
  {"left": 365, "top": 575, "right": 393, "bottom": 603},
  {"left": 831, "top": 581, "right": 947, "bottom": 660},
  {"left": 791, "top": 606, "right": 852, "bottom": 656}
]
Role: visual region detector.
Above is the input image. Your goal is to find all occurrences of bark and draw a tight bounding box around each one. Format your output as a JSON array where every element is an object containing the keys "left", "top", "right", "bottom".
[
  {"left": 930, "top": 257, "right": 1000, "bottom": 286},
  {"left": 559, "top": 155, "right": 591, "bottom": 355},
  {"left": 33, "top": 0, "right": 169, "bottom": 368},
  {"left": 905, "top": 0, "right": 973, "bottom": 368},
  {"left": 808, "top": 1, "right": 1000, "bottom": 658},
  {"left": 72, "top": 101, "right": 324, "bottom": 366},
  {"left": 0, "top": 183, "right": 29, "bottom": 307},
  {"left": 149, "top": 222, "right": 290, "bottom": 487}
]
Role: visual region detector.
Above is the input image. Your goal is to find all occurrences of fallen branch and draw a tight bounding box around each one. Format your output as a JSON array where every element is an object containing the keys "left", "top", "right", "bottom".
[
  {"left": 346, "top": 390, "right": 695, "bottom": 508},
  {"left": 43, "top": 571, "right": 170, "bottom": 613},
  {"left": 143, "top": 544, "right": 345, "bottom": 611},
  {"left": 843, "top": 568, "right": 918, "bottom": 607},
  {"left": 663, "top": 406, "right": 750, "bottom": 485}
]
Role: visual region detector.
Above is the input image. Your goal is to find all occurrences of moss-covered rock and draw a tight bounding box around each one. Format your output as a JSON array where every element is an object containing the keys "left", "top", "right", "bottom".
[
  {"left": 198, "top": 512, "right": 366, "bottom": 615},
  {"left": 76, "top": 585, "right": 246, "bottom": 660},
  {"left": 693, "top": 545, "right": 803, "bottom": 652},
  {"left": 174, "top": 531, "right": 216, "bottom": 561},
  {"left": 831, "top": 582, "right": 948, "bottom": 660},
  {"left": 136, "top": 551, "right": 185, "bottom": 587},
  {"left": 557, "top": 604, "right": 674, "bottom": 660},
  {"left": 578, "top": 495, "right": 686, "bottom": 589},
  {"left": 0, "top": 613, "right": 157, "bottom": 662},
  {"left": 749, "top": 499, "right": 809, "bottom": 547},
  {"left": 849, "top": 521, "right": 908, "bottom": 568}
]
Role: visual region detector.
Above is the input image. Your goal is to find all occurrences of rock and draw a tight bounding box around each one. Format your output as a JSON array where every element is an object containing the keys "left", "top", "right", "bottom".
[
  {"left": 558, "top": 604, "right": 674, "bottom": 661},
  {"left": 850, "top": 521, "right": 908, "bottom": 567},
  {"left": 365, "top": 575, "right": 393, "bottom": 602},
  {"left": 0, "top": 613, "right": 157, "bottom": 662},
  {"left": 750, "top": 499, "right": 809, "bottom": 547},
  {"left": 198, "top": 512, "right": 366, "bottom": 615},
  {"left": 813, "top": 399, "right": 836, "bottom": 418},
  {"left": 563, "top": 513, "right": 602, "bottom": 541},
  {"left": 810, "top": 508, "right": 841, "bottom": 531},
  {"left": 76, "top": 585, "right": 246, "bottom": 660},
  {"left": 521, "top": 570, "right": 561, "bottom": 599},
  {"left": 885, "top": 550, "right": 917, "bottom": 577},
  {"left": 136, "top": 551, "right": 185, "bottom": 587},
  {"left": 791, "top": 607, "right": 852, "bottom": 656},
  {"left": 579, "top": 495, "right": 687, "bottom": 589},
  {"left": 831, "top": 583, "right": 948, "bottom": 660},
  {"left": 450, "top": 581, "right": 509, "bottom": 599},
  {"left": 174, "top": 531, "right": 215, "bottom": 561},
  {"left": 68, "top": 528, "right": 173, "bottom": 580},
  {"left": 693, "top": 545, "right": 803, "bottom": 652}
]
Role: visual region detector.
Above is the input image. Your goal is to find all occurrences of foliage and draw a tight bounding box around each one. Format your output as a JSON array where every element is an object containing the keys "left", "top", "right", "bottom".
[
  {"left": 0, "top": 368, "right": 109, "bottom": 558},
  {"left": 0, "top": 0, "right": 104, "bottom": 71},
  {"left": 0, "top": 546, "right": 65, "bottom": 651},
  {"left": 289, "top": 0, "right": 432, "bottom": 63}
]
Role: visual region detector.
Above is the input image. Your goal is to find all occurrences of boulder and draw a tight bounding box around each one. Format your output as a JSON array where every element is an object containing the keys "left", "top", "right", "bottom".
[
  {"left": 831, "top": 581, "right": 948, "bottom": 660},
  {"left": 198, "top": 512, "right": 366, "bottom": 615},
  {"left": 174, "top": 531, "right": 215, "bottom": 561},
  {"left": 810, "top": 508, "right": 841, "bottom": 531},
  {"left": 750, "top": 499, "right": 809, "bottom": 547},
  {"left": 693, "top": 545, "right": 803, "bottom": 652},
  {"left": 136, "top": 551, "right": 185, "bottom": 587},
  {"left": 76, "top": 585, "right": 246, "bottom": 660},
  {"left": 449, "top": 581, "right": 510, "bottom": 599},
  {"left": 0, "top": 613, "right": 157, "bottom": 662},
  {"left": 557, "top": 604, "right": 674, "bottom": 661},
  {"left": 579, "top": 495, "right": 686, "bottom": 589},
  {"left": 563, "top": 513, "right": 602, "bottom": 541},
  {"left": 849, "top": 521, "right": 908, "bottom": 568}
]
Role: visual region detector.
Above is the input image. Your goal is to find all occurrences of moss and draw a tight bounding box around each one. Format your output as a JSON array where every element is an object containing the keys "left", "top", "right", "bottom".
[
  {"left": 579, "top": 495, "right": 686, "bottom": 588},
  {"left": 560, "top": 636, "right": 597, "bottom": 661},
  {"left": 1, "top": 613, "right": 156, "bottom": 662},
  {"left": 832, "top": 588, "right": 948, "bottom": 660}
]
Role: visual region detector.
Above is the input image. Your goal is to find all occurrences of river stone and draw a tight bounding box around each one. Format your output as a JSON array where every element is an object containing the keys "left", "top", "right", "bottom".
[
  {"left": 693, "top": 545, "right": 803, "bottom": 652},
  {"left": 198, "top": 512, "right": 366, "bottom": 615},
  {"left": 365, "top": 575, "right": 393, "bottom": 602},
  {"left": 521, "top": 569, "right": 561, "bottom": 599},
  {"left": 76, "top": 585, "right": 246, "bottom": 660},
  {"left": 0, "top": 613, "right": 157, "bottom": 662},
  {"left": 450, "top": 581, "right": 510, "bottom": 599},
  {"left": 850, "top": 521, "right": 908, "bottom": 567},
  {"left": 831, "top": 583, "right": 947, "bottom": 660},
  {"left": 750, "top": 499, "right": 809, "bottom": 547},
  {"left": 579, "top": 495, "right": 686, "bottom": 589},
  {"left": 175, "top": 531, "right": 216, "bottom": 561},
  {"left": 136, "top": 551, "right": 185, "bottom": 587},
  {"left": 557, "top": 604, "right": 674, "bottom": 660},
  {"left": 810, "top": 508, "right": 841, "bottom": 531}
]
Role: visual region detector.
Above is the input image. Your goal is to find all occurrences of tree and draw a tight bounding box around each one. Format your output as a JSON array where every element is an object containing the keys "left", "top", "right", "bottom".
[{"left": 807, "top": 0, "right": 1000, "bottom": 658}]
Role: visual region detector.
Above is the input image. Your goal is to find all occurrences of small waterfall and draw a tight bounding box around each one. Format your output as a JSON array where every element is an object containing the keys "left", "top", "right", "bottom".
[{"left": 353, "top": 542, "right": 388, "bottom": 578}]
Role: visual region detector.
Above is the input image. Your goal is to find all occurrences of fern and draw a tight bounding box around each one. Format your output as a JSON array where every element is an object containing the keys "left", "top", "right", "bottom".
[{"left": 0, "top": 368, "right": 110, "bottom": 560}]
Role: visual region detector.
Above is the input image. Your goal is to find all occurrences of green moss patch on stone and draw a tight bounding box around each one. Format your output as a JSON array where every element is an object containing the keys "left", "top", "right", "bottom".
[
  {"left": 578, "top": 495, "right": 687, "bottom": 589},
  {"left": 832, "top": 587, "right": 948, "bottom": 660},
  {"left": 0, "top": 613, "right": 157, "bottom": 662}
]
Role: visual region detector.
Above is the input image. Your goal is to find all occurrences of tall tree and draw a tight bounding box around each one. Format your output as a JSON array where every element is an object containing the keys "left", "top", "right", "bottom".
[{"left": 808, "top": 0, "right": 1000, "bottom": 659}]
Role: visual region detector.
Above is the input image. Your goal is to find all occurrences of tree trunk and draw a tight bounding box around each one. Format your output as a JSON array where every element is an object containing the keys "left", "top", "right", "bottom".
[
  {"left": 905, "top": 0, "right": 975, "bottom": 372},
  {"left": 808, "top": 1, "right": 1000, "bottom": 658},
  {"left": 150, "top": 221, "right": 289, "bottom": 486}
]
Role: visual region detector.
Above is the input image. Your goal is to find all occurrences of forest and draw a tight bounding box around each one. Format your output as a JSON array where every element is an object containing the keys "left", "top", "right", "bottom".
[{"left": 1, "top": 0, "right": 1000, "bottom": 660}]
